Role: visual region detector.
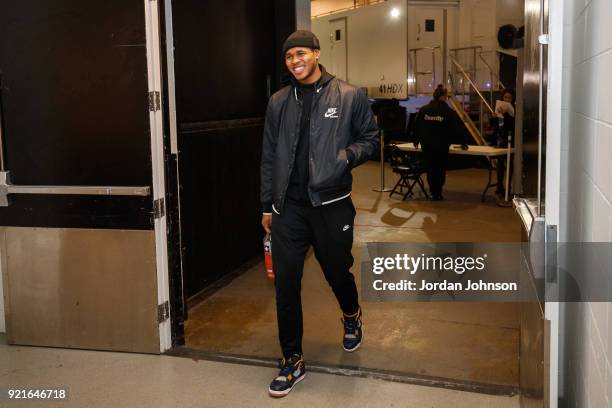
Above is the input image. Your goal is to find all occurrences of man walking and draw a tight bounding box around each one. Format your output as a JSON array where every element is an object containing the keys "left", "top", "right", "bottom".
[{"left": 260, "top": 30, "right": 378, "bottom": 397}]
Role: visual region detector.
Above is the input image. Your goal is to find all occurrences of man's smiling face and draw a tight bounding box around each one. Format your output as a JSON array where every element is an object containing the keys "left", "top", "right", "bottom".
[{"left": 284, "top": 47, "right": 320, "bottom": 84}]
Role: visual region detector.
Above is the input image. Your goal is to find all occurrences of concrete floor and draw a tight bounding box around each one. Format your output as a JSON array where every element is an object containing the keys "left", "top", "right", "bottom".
[
  {"left": 185, "top": 162, "right": 522, "bottom": 388},
  {"left": 1, "top": 334, "right": 520, "bottom": 407}
]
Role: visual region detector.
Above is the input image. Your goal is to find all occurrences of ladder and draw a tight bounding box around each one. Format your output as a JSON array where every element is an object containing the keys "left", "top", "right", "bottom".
[{"left": 407, "top": 46, "right": 502, "bottom": 147}]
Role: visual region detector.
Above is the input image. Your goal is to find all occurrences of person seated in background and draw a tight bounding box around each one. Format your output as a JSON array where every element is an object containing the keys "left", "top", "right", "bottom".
[
  {"left": 413, "top": 85, "right": 464, "bottom": 201},
  {"left": 494, "top": 89, "right": 516, "bottom": 146},
  {"left": 494, "top": 89, "right": 516, "bottom": 199}
]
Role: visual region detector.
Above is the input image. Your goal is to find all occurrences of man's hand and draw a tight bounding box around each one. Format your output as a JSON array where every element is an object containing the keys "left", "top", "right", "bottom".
[
  {"left": 261, "top": 214, "right": 272, "bottom": 234},
  {"left": 413, "top": 141, "right": 420, "bottom": 148}
]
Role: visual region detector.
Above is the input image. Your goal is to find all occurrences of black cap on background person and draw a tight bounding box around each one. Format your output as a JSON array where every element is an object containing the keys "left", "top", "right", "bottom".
[{"left": 433, "top": 84, "right": 448, "bottom": 101}]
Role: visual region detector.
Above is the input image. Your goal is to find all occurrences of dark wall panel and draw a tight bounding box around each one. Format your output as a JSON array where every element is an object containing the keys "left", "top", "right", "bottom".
[
  {"left": 171, "top": 0, "right": 295, "bottom": 297},
  {"left": 172, "top": 0, "right": 276, "bottom": 123},
  {"left": 179, "top": 123, "right": 263, "bottom": 296},
  {"left": 274, "top": 0, "right": 297, "bottom": 89}
]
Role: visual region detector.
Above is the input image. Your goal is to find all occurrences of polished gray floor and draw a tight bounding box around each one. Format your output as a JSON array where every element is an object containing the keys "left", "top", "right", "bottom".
[
  {"left": 186, "top": 163, "right": 521, "bottom": 386},
  {"left": 1, "top": 163, "right": 523, "bottom": 406},
  {"left": 1, "top": 334, "right": 519, "bottom": 407}
]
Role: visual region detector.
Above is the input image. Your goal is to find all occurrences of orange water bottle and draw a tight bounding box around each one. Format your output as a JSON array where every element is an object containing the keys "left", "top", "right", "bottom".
[{"left": 263, "top": 234, "right": 274, "bottom": 279}]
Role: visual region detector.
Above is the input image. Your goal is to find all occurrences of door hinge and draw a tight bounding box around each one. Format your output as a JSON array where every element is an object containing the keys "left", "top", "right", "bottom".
[
  {"left": 158, "top": 300, "right": 170, "bottom": 323},
  {"left": 148, "top": 91, "right": 161, "bottom": 112},
  {"left": 153, "top": 197, "right": 165, "bottom": 219}
]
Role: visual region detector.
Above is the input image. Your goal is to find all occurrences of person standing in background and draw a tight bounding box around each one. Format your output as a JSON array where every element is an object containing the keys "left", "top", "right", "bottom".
[{"left": 413, "top": 85, "right": 464, "bottom": 200}]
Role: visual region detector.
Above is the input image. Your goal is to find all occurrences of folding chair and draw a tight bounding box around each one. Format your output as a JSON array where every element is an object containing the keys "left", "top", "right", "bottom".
[{"left": 388, "top": 144, "right": 430, "bottom": 200}]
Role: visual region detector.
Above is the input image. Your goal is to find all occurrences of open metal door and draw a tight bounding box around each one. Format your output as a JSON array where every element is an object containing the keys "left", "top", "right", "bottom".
[
  {"left": 0, "top": 0, "right": 171, "bottom": 353},
  {"left": 329, "top": 18, "right": 347, "bottom": 81},
  {"left": 515, "top": 0, "right": 560, "bottom": 406},
  {"left": 413, "top": 8, "right": 445, "bottom": 93}
]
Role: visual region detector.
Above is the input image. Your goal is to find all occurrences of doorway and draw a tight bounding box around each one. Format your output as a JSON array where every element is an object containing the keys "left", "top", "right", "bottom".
[
  {"left": 413, "top": 8, "right": 446, "bottom": 94},
  {"left": 164, "top": 0, "right": 551, "bottom": 400},
  {"left": 329, "top": 17, "right": 348, "bottom": 81},
  {"left": 179, "top": 162, "right": 521, "bottom": 393}
]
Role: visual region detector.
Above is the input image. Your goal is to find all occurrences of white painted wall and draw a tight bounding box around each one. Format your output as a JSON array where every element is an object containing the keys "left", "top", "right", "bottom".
[
  {"left": 406, "top": 3, "right": 459, "bottom": 93},
  {"left": 312, "top": 0, "right": 523, "bottom": 92},
  {"left": 451, "top": 0, "right": 523, "bottom": 89},
  {"left": 311, "top": 0, "right": 388, "bottom": 17},
  {"left": 454, "top": 0, "right": 498, "bottom": 88},
  {"left": 311, "top": 0, "right": 354, "bottom": 17},
  {"left": 496, "top": 0, "right": 524, "bottom": 29},
  {"left": 558, "top": 0, "right": 612, "bottom": 405},
  {"left": 406, "top": 4, "right": 459, "bottom": 51},
  {"left": 312, "top": 0, "right": 408, "bottom": 98}
]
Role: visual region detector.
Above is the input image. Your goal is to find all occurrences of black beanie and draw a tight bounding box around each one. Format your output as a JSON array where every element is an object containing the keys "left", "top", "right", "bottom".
[{"left": 282, "top": 30, "right": 320, "bottom": 55}]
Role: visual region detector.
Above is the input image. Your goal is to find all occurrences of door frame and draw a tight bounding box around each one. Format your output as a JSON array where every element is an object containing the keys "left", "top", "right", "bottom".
[
  {"left": 150, "top": 1, "right": 566, "bottom": 401},
  {"left": 159, "top": 0, "right": 187, "bottom": 348},
  {"left": 143, "top": 0, "right": 569, "bottom": 386},
  {"left": 144, "top": 0, "right": 172, "bottom": 353},
  {"left": 329, "top": 16, "right": 348, "bottom": 82},
  {"left": 544, "top": 0, "right": 564, "bottom": 405},
  {"left": 412, "top": 6, "right": 447, "bottom": 94}
]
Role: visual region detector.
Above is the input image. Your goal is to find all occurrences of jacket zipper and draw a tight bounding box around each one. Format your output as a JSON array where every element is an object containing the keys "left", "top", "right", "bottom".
[
  {"left": 278, "top": 87, "right": 303, "bottom": 212},
  {"left": 280, "top": 84, "right": 325, "bottom": 210},
  {"left": 307, "top": 86, "right": 323, "bottom": 205}
]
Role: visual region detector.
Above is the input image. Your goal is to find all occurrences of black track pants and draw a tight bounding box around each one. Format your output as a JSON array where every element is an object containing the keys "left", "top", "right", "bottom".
[
  {"left": 271, "top": 197, "right": 359, "bottom": 358},
  {"left": 423, "top": 146, "right": 449, "bottom": 197}
]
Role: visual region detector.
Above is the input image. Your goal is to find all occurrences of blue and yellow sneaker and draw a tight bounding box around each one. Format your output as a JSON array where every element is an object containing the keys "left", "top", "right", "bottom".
[
  {"left": 268, "top": 354, "right": 306, "bottom": 397},
  {"left": 342, "top": 307, "right": 363, "bottom": 352}
]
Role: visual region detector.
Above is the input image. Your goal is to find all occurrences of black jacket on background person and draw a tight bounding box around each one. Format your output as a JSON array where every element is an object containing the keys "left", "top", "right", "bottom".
[
  {"left": 260, "top": 65, "right": 379, "bottom": 214},
  {"left": 413, "top": 99, "right": 464, "bottom": 148},
  {"left": 413, "top": 98, "right": 464, "bottom": 199}
]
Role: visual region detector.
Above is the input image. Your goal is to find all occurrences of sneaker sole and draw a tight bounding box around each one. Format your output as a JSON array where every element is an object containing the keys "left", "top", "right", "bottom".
[
  {"left": 268, "top": 373, "right": 306, "bottom": 398},
  {"left": 343, "top": 324, "right": 363, "bottom": 352}
]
